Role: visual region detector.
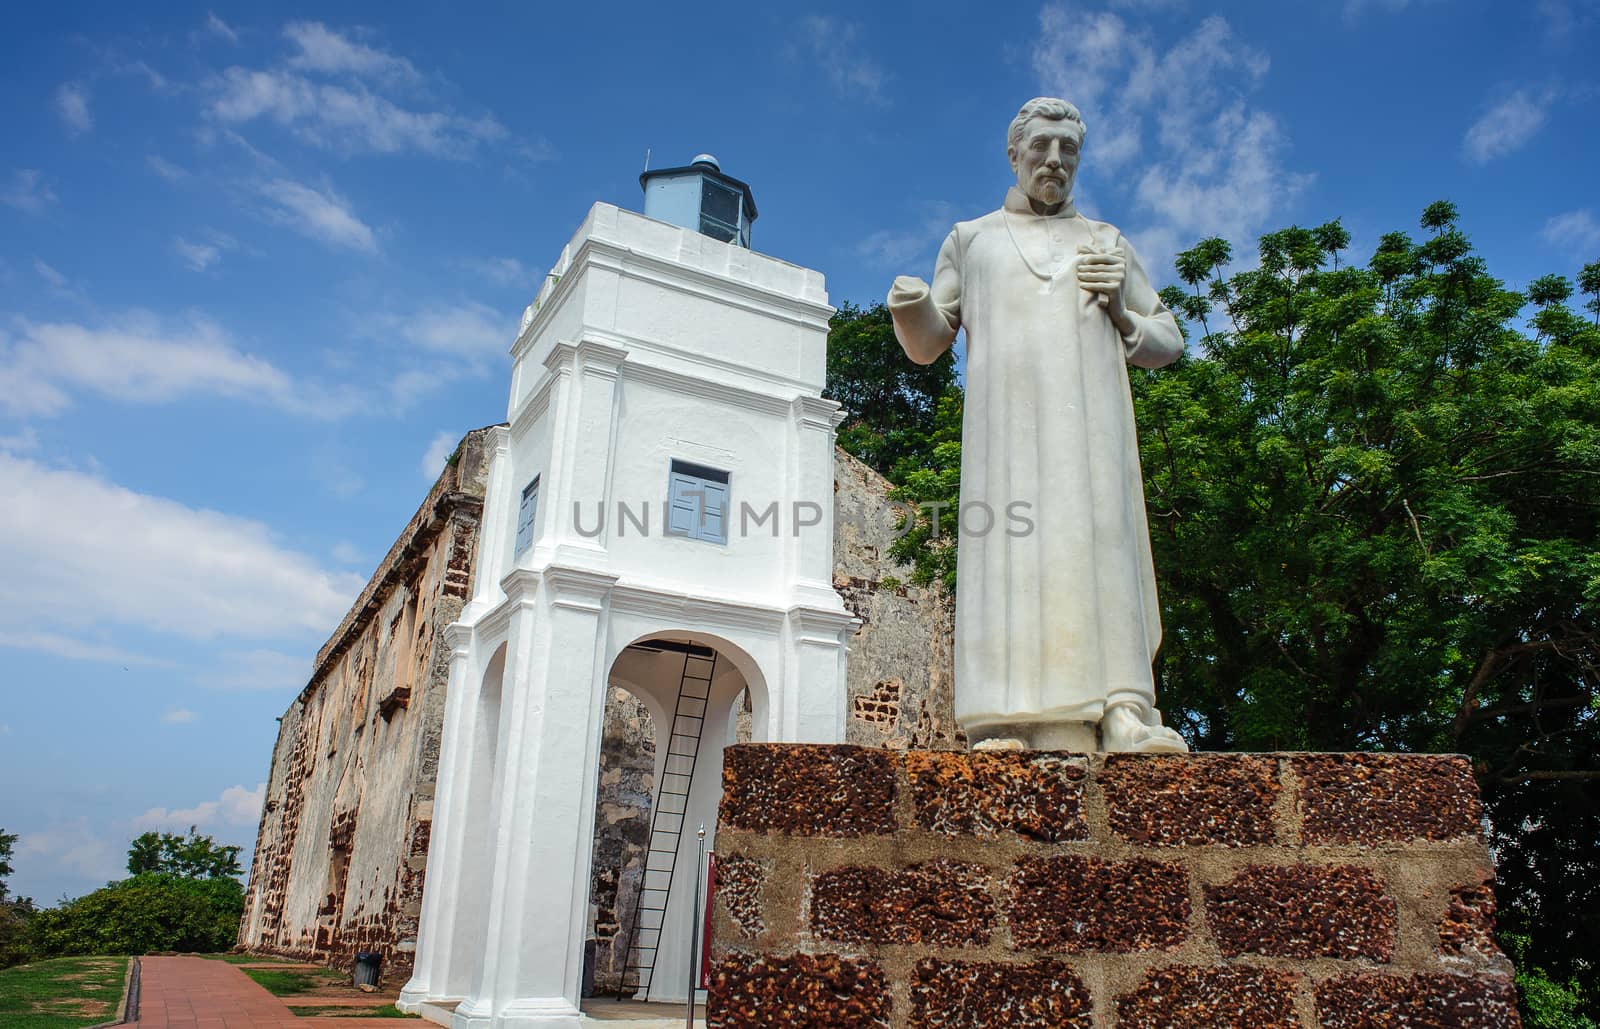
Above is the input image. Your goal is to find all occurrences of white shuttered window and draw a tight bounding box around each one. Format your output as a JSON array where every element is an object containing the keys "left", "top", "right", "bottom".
[
  {"left": 514, "top": 476, "right": 540, "bottom": 555},
  {"left": 666, "top": 460, "right": 729, "bottom": 544}
]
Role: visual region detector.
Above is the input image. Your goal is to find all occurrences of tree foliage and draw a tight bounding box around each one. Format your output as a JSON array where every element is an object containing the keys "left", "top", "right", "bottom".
[
  {"left": 825, "top": 301, "right": 959, "bottom": 479},
  {"left": 829, "top": 203, "right": 1600, "bottom": 1023},
  {"left": 127, "top": 827, "right": 243, "bottom": 880},
  {"left": 0, "top": 829, "right": 32, "bottom": 969},
  {"left": 29, "top": 874, "right": 243, "bottom": 957},
  {"left": 1145, "top": 203, "right": 1598, "bottom": 1020}
]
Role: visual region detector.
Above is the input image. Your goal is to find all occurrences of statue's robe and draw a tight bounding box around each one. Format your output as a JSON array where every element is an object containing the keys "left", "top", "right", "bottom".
[{"left": 890, "top": 187, "right": 1183, "bottom": 734}]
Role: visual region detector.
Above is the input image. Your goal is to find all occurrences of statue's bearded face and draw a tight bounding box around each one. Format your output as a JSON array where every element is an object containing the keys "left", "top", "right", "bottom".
[{"left": 1008, "top": 118, "right": 1082, "bottom": 209}]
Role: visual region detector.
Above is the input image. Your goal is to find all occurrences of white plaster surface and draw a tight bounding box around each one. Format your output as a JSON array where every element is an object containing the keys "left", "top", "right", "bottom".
[
  {"left": 888, "top": 97, "right": 1187, "bottom": 754},
  {"left": 400, "top": 203, "right": 853, "bottom": 1027}
]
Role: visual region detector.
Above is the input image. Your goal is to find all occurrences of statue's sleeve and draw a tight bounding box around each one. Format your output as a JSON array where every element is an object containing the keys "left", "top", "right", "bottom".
[
  {"left": 889, "top": 229, "right": 961, "bottom": 365},
  {"left": 1117, "top": 233, "right": 1184, "bottom": 370}
]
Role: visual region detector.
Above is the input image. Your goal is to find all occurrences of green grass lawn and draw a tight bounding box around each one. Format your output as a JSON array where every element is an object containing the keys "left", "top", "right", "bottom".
[
  {"left": 204, "top": 952, "right": 295, "bottom": 965},
  {"left": 241, "top": 965, "right": 347, "bottom": 995},
  {"left": 0, "top": 955, "right": 128, "bottom": 1029},
  {"left": 287, "top": 1003, "right": 419, "bottom": 1018}
]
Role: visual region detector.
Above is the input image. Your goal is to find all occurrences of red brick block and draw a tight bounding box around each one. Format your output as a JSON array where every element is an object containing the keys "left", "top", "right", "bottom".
[
  {"left": 1205, "top": 864, "right": 1396, "bottom": 961},
  {"left": 1007, "top": 856, "right": 1188, "bottom": 952},
  {"left": 715, "top": 854, "right": 767, "bottom": 940},
  {"left": 720, "top": 745, "right": 897, "bottom": 837},
  {"left": 906, "top": 751, "right": 1088, "bottom": 842},
  {"left": 1439, "top": 879, "right": 1503, "bottom": 962},
  {"left": 812, "top": 860, "right": 995, "bottom": 947},
  {"left": 1315, "top": 973, "right": 1522, "bottom": 1028},
  {"left": 707, "top": 952, "right": 891, "bottom": 1029},
  {"left": 909, "top": 959, "right": 1092, "bottom": 1029},
  {"left": 1100, "top": 754, "right": 1281, "bottom": 847},
  {"left": 1294, "top": 754, "right": 1481, "bottom": 845},
  {"left": 1116, "top": 966, "right": 1302, "bottom": 1029}
]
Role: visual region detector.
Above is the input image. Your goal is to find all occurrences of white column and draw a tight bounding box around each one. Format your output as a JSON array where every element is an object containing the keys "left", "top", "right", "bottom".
[
  {"left": 538, "top": 340, "right": 627, "bottom": 572},
  {"left": 398, "top": 625, "right": 476, "bottom": 1012},
  {"left": 778, "top": 608, "right": 856, "bottom": 744},
  {"left": 787, "top": 396, "right": 846, "bottom": 610},
  {"left": 457, "top": 567, "right": 619, "bottom": 1029}
]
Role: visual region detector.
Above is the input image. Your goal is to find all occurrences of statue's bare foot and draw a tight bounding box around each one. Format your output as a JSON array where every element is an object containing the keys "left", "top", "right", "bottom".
[
  {"left": 1100, "top": 703, "right": 1189, "bottom": 754},
  {"left": 972, "top": 737, "right": 1026, "bottom": 751}
]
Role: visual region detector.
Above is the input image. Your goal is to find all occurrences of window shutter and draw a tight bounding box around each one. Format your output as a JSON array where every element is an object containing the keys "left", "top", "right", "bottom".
[
  {"left": 667, "top": 472, "right": 700, "bottom": 535},
  {"left": 699, "top": 480, "right": 728, "bottom": 542},
  {"left": 514, "top": 477, "right": 539, "bottom": 554}
]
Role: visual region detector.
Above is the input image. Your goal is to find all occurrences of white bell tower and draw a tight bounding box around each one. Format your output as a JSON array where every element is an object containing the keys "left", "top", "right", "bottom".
[{"left": 398, "top": 157, "right": 855, "bottom": 1028}]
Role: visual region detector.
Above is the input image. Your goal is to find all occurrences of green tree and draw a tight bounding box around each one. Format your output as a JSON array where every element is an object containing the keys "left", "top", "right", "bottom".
[
  {"left": 29, "top": 874, "right": 244, "bottom": 957},
  {"left": 1138, "top": 204, "right": 1598, "bottom": 1022},
  {"left": 126, "top": 827, "right": 242, "bottom": 880},
  {"left": 0, "top": 829, "right": 33, "bottom": 968},
  {"left": 825, "top": 301, "right": 958, "bottom": 478},
  {"left": 869, "top": 203, "right": 1598, "bottom": 1023}
]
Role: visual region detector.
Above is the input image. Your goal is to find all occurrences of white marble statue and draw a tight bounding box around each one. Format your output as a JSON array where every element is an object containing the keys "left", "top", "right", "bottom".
[{"left": 888, "top": 97, "right": 1188, "bottom": 754}]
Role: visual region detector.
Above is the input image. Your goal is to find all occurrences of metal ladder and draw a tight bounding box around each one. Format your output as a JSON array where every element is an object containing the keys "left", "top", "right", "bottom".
[{"left": 618, "top": 644, "right": 717, "bottom": 999}]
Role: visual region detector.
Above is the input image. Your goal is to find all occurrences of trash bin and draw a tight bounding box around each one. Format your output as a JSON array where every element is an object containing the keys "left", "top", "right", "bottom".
[{"left": 353, "top": 951, "right": 382, "bottom": 989}]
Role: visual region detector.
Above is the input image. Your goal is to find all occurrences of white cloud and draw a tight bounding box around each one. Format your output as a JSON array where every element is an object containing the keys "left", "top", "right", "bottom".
[
  {"left": 146, "top": 154, "right": 188, "bottom": 181},
  {"left": 205, "top": 11, "right": 239, "bottom": 43},
  {"left": 0, "top": 454, "right": 363, "bottom": 642},
  {"left": 0, "top": 629, "right": 171, "bottom": 667},
  {"left": 16, "top": 820, "right": 123, "bottom": 887},
  {"left": 1031, "top": 4, "right": 1307, "bottom": 277},
  {"left": 331, "top": 541, "right": 363, "bottom": 565},
  {"left": 1542, "top": 209, "right": 1600, "bottom": 255},
  {"left": 259, "top": 177, "right": 377, "bottom": 252},
  {"left": 135, "top": 783, "right": 265, "bottom": 830},
  {"left": 2, "top": 169, "right": 57, "bottom": 214},
  {"left": 209, "top": 68, "right": 504, "bottom": 159},
  {"left": 1, "top": 311, "right": 296, "bottom": 417},
  {"left": 858, "top": 202, "right": 957, "bottom": 268},
  {"left": 422, "top": 430, "right": 459, "bottom": 480},
  {"left": 33, "top": 259, "right": 69, "bottom": 291},
  {"left": 795, "top": 16, "right": 886, "bottom": 103},
  {"left": 399, "top": 300, "right": 510, "bottom": 360},
  {"left": 0, "top": 426, "right": 39, "bottom": 453},
  {"left": 55, "top": 83, "right": 92, "bottom": 135},
  {"left": 284, "top": 22, "right": 420, "bottom": 83},
  {"left": 163, "top": 708, "right": 199, "bottom": 724},
  {"left": 174, "top": 233, "right": 238, "bottom": 272},
  {"left": 1462, "top": 89, "right": 1554, "bottom": 164},
  {"left": 0, "top": 724, "right": 9, "bottom": 735},
  {"left": 470, "top": 256, "right": 532, "bottom": 287},
  {"left": 204, "top": 648, "right": 313, "bottom": 691}
]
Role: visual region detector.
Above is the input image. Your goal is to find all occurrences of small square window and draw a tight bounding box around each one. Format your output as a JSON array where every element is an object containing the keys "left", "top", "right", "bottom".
[
  {"left": 514, "top": 476, "right": 540, "bottom": 555},
  {"left": 666, "top": 460, "right": 729, "bottom": 545}
]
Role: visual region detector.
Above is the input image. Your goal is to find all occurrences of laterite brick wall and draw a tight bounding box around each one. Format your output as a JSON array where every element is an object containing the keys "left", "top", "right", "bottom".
[{"left": 710, "top": 745, "right": 1520, "bottom": 1029}]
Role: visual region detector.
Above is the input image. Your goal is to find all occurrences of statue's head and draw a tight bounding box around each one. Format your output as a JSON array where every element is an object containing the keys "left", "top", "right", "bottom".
[{"left": 1006, "top": 97, "right": 1086, "bottom": 210}]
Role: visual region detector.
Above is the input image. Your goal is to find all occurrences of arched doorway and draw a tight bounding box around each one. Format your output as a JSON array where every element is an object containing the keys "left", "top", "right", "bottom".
[{"left": 584, "top": 633, "right": 761, "bottom": 1007}]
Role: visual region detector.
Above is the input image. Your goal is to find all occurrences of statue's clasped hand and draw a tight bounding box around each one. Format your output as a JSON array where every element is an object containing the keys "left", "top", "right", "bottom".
[{"left": 1075, "top": 245, "right": 1126, "bottom": 313}]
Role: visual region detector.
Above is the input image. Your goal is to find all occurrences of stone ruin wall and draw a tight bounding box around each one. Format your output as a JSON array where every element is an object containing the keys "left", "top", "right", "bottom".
[
  {"left": 831, "top": 450, "right": 960, "bottom": 752},
  {"left": 240, "top": 444, "right": 957, "bottom": 984},
  {"left": 238, "top": 428, "right": 493, "bottom": 979},
  {"left": 588, "top": 688, "right": 658, "bottom": 993},
  {"left": 711, "top": 746, "right": 1521, "bottom": 1029}
]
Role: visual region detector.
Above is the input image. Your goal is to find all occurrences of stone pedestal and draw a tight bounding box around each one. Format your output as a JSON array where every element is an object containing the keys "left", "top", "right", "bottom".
[{"left": 709, "top": 745, "right": 1521, "bottom": 1029}]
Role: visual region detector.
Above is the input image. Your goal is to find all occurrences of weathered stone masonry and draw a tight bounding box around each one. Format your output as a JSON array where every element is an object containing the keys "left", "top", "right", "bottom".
[
  {"left": 710, "top": 746, "right": 1521, "bottom": 1029},
  {"left": 239, "top": 427, "right": 494, "bottom": 978},
  {"left": 240, "top": 440, "right": 957, "bottom": 983}
]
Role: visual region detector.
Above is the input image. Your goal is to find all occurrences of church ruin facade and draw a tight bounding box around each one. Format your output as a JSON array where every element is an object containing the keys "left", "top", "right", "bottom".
[{"left": 238, "top": 158, "right": 957, "bottom": 1028}]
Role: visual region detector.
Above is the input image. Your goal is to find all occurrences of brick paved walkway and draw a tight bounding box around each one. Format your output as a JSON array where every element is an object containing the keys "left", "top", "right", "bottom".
[{"left": 133, "top": 956, "right": 417, "bottom": 1028}]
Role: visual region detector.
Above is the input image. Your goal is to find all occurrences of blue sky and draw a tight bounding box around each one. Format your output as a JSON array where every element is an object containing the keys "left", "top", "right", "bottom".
[{"left": 2, "top": 0, "right": 1596, "bottom": 904}]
